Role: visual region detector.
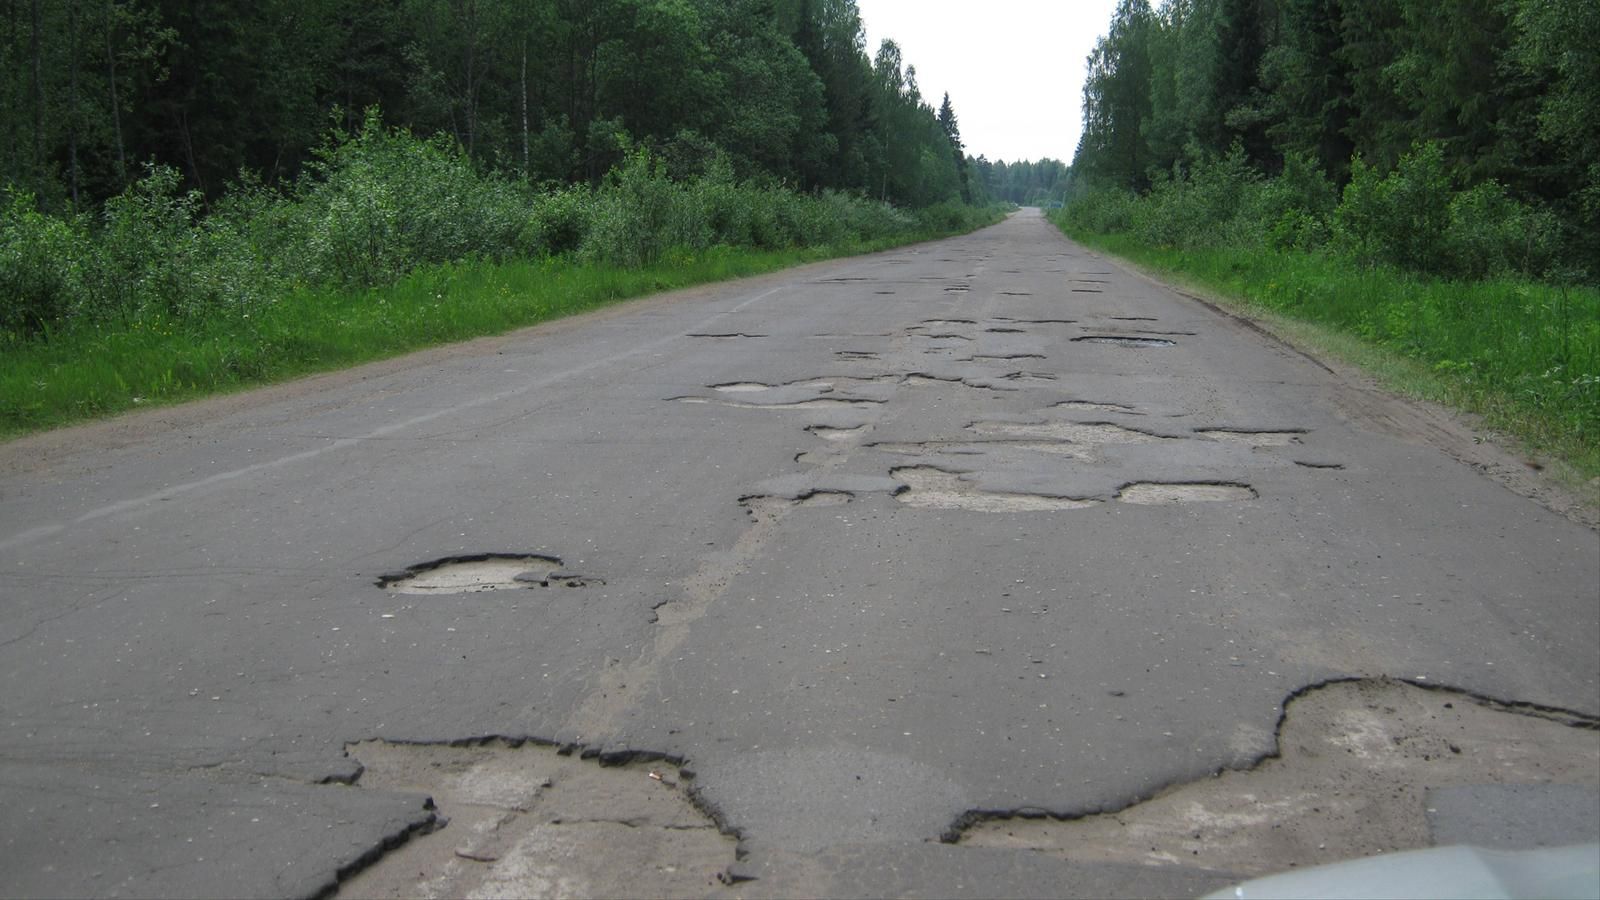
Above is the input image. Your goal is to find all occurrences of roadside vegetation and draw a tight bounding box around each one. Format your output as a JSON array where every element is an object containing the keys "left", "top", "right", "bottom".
[
  {"left": 1060, "top": 0, "right": 1599, "bottom": 480},
  {"left": 1, "top": 0, "right": 1006, "bottom": 437},
  {"left": 0, "top": 120, "right": 1000, "bottom": 436}
]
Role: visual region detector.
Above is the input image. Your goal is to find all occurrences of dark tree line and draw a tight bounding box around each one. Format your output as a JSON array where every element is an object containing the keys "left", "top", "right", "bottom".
[
  {"left": 974, "top": 156, "right": 1070, "bottom": 205},
  {"left": 0, "top": 0, "right": 976, "bottom": 211},
  {"left": 1071, "top": 0, "right": 1598, "bottom": 264}
]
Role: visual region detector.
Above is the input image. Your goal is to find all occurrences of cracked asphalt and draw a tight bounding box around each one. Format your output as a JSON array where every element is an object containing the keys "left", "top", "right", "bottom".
[{"left": 2, "top": 210, "right": 1597, "bottom": 898}]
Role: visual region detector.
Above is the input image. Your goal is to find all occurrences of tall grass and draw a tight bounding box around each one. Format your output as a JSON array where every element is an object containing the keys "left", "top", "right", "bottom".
[
  {"left": 1056, "top": 228, "right": 1600, "bottom": 476},
  {"left": 0, "top": 234, "right": 994, "bottom": 438},
  {"left": 1054, "top": 141, "right": 1600, "bottom": 477}
]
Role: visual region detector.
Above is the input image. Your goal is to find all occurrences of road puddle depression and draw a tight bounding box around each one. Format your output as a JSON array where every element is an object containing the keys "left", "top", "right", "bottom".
[
  {"left": 379, "top": 555, "right": 601, "bottom": 594},
  {"left": 971, "top": 421, "right": 1168, "bottom": 444},
  {"left": 892, "top": 466, "right": 1100, "bottom": 513},
  {"left": 1196, "top": 427, "right": 1307, "bottom": 446},
  {"left": 956, "top": 679, "right": 1599, "bottom": 879},
  {"left": 1053, "top": 400, "right": 1140, "bottom": 414},
  {"left": 1073, "top": 335, "right": 1175, "bottom": 347},
  {"left": 1117, "top": 482, "right": 1257, "bottom": 504},
  {"left": 336, "top": 741, "right": 735, "bottom": 899}
]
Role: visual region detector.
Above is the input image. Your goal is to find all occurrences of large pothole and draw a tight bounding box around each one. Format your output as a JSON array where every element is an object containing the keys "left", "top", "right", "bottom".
[
  {"left": 892, "top": 466, "right": 1099, "bottom": 513},
  {"left": 335, "top": 740, "right": 736, "bottom": 899},
  {"left": 1117, "top": 482, "right": 1258, "bottom": 505},
  {"left": 378, "top": 555, "right": 601, "bottom": 594},
  {"left": 1196, "top": 427, "right": 1308, "bottom": 446},
  {"left": 1073, "top": 335, "right": 1175, "bottom": 348},
  {"left": 959, "top": 679, "right": 1599, "bottom": 879},
  {"left": 970, "top": 421, "right": 1169, "bottom": 444}
]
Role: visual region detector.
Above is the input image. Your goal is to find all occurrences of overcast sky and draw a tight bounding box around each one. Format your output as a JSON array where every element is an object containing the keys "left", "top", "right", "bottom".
[{"left": 855, "top": 0, "right": 1120, "bottom": 165}]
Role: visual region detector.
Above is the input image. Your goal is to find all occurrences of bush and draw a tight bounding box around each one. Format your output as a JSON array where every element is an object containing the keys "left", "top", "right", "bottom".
[
  {"left": 1333, "top": 142, "right": 1452, "bottom": 272},
  {"left": 582, "top": 149, "right": 679, "bottom": 266},
  {"left": 97, "top": 164, "right": 215, "bottom": 318},
  {"left": 297, "top": 112, "right": 527, "bottom": 284},
  {"left": 3, "top": 112, "right": 989, "bottom": 342},
  {"left": 1443, "top": 182, "right": 1560, "bottom": 280},
  {"left": 1060, "top": 186, "right": 1138, "bottom": 234},
  {"left": 1256, "top": 153, "right": 1337, "bottom": 251},
  {"left": 519, "top": 186, "right": 593, "bottom": 256},
  {"left": 0, "top": 190, "right": 93, "bottom": 334}
]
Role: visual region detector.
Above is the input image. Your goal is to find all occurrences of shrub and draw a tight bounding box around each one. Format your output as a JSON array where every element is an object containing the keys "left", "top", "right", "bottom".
[
  {"left": 1443, "top": 182, "right": 1560, "bottom": 279},
  {"left": 1060, "top": 186, "right": 1138, "bottom": 234},
  {"left": 298, "top": 110, "right": 526, "bottom": 285},
  {"left": 1333, "top": 142, "right": 1452, "bottom": 272},
  {"left": 519, "top": 186, "right": 594, "bottom": 256},
  {"left": 0, "top": 190, "right": 93, "bottom": 333},
  {"left": 1256, "top": 152, "right": 1337, "bottom": 251},
  {"left": 583, "top": 149, "right": 678, "bottom": 266}
]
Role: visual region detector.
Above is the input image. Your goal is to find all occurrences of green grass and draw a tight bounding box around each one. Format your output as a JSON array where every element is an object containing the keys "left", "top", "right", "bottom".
[
  {"left": 1056, "top": 224, "right": 1600, "bottom": 481},
  {"left": 0, "top": 224, "right": 995, "bottom": 439}
]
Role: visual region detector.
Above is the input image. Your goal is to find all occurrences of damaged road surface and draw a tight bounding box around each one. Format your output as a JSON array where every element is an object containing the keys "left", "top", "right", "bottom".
[{"left": 2, "top": 210, "right": 1596, "bottom": 899}]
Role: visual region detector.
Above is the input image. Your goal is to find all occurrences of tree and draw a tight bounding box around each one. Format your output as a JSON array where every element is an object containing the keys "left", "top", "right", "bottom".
[{"left": 937, "top": 92, "right": 970, "bottom": 202}]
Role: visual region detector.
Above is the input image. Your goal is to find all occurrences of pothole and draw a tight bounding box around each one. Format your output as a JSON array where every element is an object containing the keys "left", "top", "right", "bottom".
[
  {"left": 807, "top": 425, "right": 868, "bottom": 442},
  {"left": 710, "top": 382, "right": 771, "bottom": 393},
  {"left": 1196, "top": 428, "right": 1308, "bottom": 446},
  {"left": 741, "top": 490, "right": 854, "bottom": 513},
  {"left": 871, "top": 440, "right": 1096, "bottom": 461},
  {"left": 985, "top": 327, "right": 1027, "bottom": 334},
  {"left": 1053, "top": 400, "right": 1138, "bottom": 414},
  {"left": 971, "top": 421, "right": 1168, "bottom": 444},
  {"left": 335, "top": 740, "right": 736, "bottom": 900},
  {"left": 1072, "top": 335, "right": 1175, "bottom": 347},
  {"left": 378, "top": 555, "right": 601, "bottom": 594},
  {"left": 835, "top": 351, "right": 879, "bottom": 360},
  {"left": 725, "top": 398, "right": 883, "bottom": 411},
  {"left": 944, "top": 286, "right": 970, "bottom": 293},
  {"left": 891, "top": 466, "right": 1099, "bottom": 513},
  {"left": 1116, "top": 482, "right": 1257, "bottom": 504},
  {"left": 998, "top": 371, "right": 1058, "bottom": 383},
  {"left": 957, "top": 679, "right": 1600, "bottom": 877},
  {"left": 1294, "top": 460, "right": 1345, "bottom": 470}
]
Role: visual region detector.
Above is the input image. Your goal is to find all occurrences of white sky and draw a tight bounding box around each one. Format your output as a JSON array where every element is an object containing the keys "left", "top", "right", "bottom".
[{"left": 855, "top": 0, "right": 1121, "bottom": 165}]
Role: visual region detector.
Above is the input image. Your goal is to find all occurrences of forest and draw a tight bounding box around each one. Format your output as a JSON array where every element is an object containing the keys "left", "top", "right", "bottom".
[
  {"left": 1, "top": 0, "right": 988, "bottom": 209},
  {"left": 1060, "top": 0, "right": 1598, "bottom": 473},
  {"left": 1068, "top": 0, "right": 1596, "bottom": 279},
  {"left": 0, "top": 0, "right": 1032, "bottom": 433}
]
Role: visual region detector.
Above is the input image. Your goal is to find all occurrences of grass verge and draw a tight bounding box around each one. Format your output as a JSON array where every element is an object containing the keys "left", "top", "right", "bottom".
[
  {"left": 1056, "top": 225, "right": 1600, "bottom": 485},
  {"left": 0, "top": 222, "right": 997, "bottom": 440}
]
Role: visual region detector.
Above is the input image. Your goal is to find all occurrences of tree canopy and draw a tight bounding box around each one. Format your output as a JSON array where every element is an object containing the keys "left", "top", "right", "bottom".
[
  {"left": 1070, "top": 0, "right": 1598, "bottom": 266},
  {"left": 1, "top": 0, "right": 978, "bottom": 211}
]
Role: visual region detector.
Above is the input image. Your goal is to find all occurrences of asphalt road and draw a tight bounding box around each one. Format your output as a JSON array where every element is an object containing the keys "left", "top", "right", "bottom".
[{"left": 2, "top": 209, "right": 1596, "bottom": 898}]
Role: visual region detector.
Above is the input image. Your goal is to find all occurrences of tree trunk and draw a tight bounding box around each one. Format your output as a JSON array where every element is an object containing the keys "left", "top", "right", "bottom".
[
  {"left": 30, "top": 0, "right": 42, "bottom": 174},
  {"left": 104, "top": 0, "right": 126, "bottom": 185},
  {"left": 521, "top": 37, "right": 529, "bottom": 176},
  {"left": 67, "top": 0, "right": 80, "bottom": 210},
  {"left": 461, "top": 0, "right": 477, "bottom": 157},
  {"left": 178, "top": 106, "right": 205, "bottom": 196}
]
